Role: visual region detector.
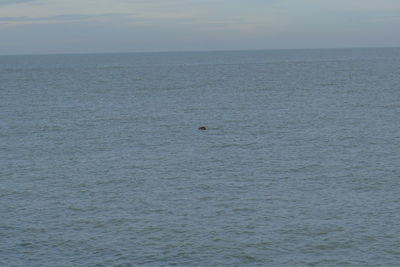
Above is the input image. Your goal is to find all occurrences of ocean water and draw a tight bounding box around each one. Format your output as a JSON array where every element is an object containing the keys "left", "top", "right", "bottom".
[{"left": 1, "top": 48, "right": 400, "bottom": 266}]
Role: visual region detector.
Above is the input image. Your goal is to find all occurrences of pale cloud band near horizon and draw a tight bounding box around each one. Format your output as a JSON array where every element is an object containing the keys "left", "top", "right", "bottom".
[
  {"left": 0, "top": 13, "right": 135, "bottom": 23},
  {"left": 0, "top": 0, "right": 36, "bottom": 5}
]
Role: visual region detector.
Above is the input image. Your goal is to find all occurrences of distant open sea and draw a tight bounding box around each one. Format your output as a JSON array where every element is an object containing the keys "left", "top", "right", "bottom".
[{"left": 1, "top": 48, "right": 400, "bottom": 266}]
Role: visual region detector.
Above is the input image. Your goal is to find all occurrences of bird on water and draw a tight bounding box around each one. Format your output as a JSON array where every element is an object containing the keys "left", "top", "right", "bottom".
[{"left": 198, "top": 126, "right": 207, "bottom": 130}]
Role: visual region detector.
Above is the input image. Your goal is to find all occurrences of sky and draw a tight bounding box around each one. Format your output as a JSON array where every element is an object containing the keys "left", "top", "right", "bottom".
[{"left": 0, "top": 0, "right": 399, "bottom": 55}]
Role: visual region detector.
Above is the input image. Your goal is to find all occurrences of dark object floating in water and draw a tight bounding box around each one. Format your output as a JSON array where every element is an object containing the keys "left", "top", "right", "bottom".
[{"left": 198, "top": 126, "right": 207, "bottom": 130}]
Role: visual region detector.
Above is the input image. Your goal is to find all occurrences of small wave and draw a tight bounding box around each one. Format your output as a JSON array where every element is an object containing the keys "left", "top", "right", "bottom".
[
  {"left": 381, "top": 103, "right": 400, "bottom": 109},
  {"left": 319, "top": 83, "right": 337, "bottom": 87},
  {"left": 97, "top": 65, "right": 126, "bottom": 70}
]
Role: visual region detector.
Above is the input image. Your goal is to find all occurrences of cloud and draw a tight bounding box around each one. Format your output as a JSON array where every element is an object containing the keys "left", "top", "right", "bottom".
[
  {"left": 0, "top": 13, "right": 135, "bottom": 23},
  {"left": 0, "top": 0, "right": 35, "bottom": 5}
]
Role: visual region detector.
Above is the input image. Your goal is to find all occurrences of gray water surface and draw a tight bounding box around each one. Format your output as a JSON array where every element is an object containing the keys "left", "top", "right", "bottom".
[{"left": 1, "top": 48, "right": 400, "bottom": 266}]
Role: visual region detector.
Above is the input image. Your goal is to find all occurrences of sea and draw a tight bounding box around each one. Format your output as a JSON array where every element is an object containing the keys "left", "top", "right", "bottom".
[{"left": 1, "top": 48, "right": 400, "bottom": 266}]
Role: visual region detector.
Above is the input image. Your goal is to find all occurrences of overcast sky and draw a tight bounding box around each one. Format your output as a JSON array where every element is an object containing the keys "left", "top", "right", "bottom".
[{"left": 0, "top": 0, "right": 399, "bottom": 54}]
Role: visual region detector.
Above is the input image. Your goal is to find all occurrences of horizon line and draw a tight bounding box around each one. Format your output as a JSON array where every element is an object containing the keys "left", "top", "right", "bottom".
[{"left": 1, "top": 45, "right": 399, "bottom": 57}]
